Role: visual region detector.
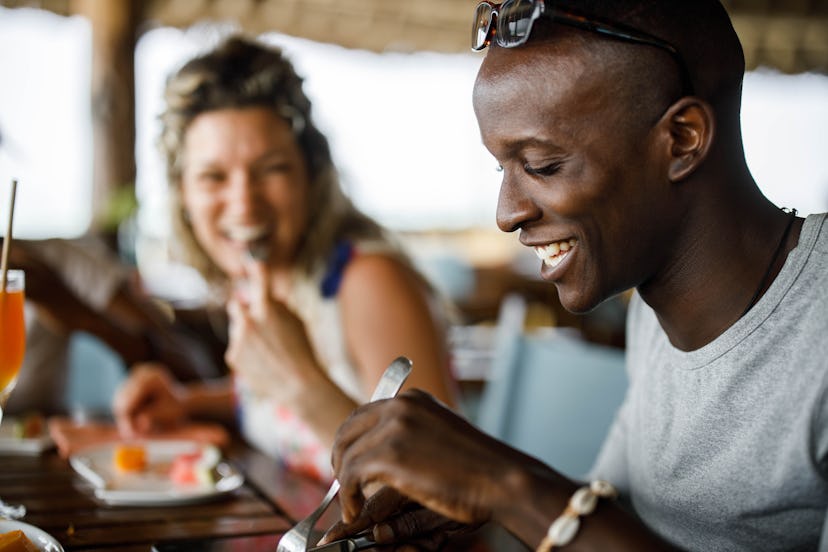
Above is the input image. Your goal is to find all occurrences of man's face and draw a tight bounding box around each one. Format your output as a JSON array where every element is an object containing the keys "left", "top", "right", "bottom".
[{"left": 473, "top": 38, "right": 677, "bottom": 313}]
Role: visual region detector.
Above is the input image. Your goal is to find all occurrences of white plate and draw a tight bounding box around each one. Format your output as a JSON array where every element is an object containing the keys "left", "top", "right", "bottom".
[
  {"left": 0, "top": 519, "right": 64, "bottom": 551},
  {"left": 0, "top": 418, "right": 53, "bottom": 455},
  {"left": 69, "top": 440, "right": 244, "bottom": 506}
]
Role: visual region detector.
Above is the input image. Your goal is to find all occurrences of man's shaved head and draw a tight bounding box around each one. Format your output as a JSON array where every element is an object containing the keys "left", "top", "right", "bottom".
[
  {"left": 483, "top": 0, "right": 747, "bottom": 155},
  {"left": 557, "top": 1, "right": 743, "bottom": 98}
]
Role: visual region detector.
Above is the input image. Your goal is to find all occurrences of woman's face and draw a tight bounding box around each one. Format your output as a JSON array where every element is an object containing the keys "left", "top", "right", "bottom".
[{"left": 180, "top": 107, "right": 310, "bottom": 280}]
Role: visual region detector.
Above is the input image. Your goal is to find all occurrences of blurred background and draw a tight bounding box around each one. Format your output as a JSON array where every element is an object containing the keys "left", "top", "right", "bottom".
[{"left": 0, "top": 0, "right": 826, "bottom": 346}]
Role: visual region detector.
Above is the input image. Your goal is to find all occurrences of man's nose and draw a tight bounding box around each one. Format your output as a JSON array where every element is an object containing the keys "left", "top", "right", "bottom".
[{"left": 496, "top": 175, "right": 540, "bottom": 233}]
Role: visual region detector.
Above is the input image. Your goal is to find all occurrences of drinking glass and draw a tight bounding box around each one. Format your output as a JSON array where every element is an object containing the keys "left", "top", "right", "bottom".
[
  {"left": 0, "top": 269, "right": 26, "bottom": 519},
  {"left": 0, "top": 269, "right": 25, "bottom": 425}
]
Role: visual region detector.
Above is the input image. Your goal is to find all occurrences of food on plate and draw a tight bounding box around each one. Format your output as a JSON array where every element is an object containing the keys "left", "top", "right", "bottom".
[
  {"left": 12, "top": 412, "right": 45, "bottom": 439},
  {"left": 113, "top": 443, "right": 147, "bottom": 473},
  {"left": 169, "top": 445, "right": 220, "bottom": 487},
  {"left": 0, "top": 529, "right": 39, "bottom": 552}
]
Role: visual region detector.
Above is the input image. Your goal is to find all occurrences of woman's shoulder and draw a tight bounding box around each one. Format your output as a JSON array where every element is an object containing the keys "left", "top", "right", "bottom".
[
  {"left": 340, "top": 249, "right": 423, "bottom": 294},
  {"left": 319, "top": 238, "right": 420, "bottom": 297}
]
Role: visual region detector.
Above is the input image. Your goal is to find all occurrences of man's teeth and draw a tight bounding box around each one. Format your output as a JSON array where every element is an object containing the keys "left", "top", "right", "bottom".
[{"left": 534, "top": 239, "right": 577, "bottom": 268}]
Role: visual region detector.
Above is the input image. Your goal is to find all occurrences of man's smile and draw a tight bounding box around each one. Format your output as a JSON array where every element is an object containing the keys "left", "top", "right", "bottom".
[{"left": 534, "top": 238, "right": 578, "bottom": 268}]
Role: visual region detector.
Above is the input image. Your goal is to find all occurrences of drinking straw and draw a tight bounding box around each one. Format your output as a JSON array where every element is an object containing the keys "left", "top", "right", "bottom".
[{"left": 0, "top": 179, "right": 18, "bottom": 293}]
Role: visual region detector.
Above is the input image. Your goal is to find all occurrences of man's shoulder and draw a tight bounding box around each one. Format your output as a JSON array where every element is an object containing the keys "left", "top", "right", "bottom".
[
  {"left": 807, "top": 212, "right": 828, "bottom": 255},
  {"left": 789, "top": 212, "right": 828, "bottom": 300}
]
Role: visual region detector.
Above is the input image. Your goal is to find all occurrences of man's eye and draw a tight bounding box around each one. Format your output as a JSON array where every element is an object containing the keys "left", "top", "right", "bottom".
[{"left": 524, "top": 162, "right": 561, "bottom": 177}]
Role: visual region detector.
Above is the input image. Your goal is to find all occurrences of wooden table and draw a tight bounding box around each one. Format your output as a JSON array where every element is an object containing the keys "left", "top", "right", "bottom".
[
  {"left": 1, "top": 439, "right": 514, "bottom": 551},
  {"left": 0, "top": 439, "right": 339, "bottom": 552}
]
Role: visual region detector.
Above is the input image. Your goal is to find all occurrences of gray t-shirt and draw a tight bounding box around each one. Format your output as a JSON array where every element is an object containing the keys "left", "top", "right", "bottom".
[{"left": 591, "top": 213, "right": 828, "bottom": 551}]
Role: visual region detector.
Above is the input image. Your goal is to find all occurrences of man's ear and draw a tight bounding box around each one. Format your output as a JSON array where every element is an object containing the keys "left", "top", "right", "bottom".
[{"left": 662, "top": 97, "right": 715, "bottom": 182}]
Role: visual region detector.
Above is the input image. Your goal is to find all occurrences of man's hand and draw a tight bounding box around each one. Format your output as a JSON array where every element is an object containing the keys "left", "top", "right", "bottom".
[
  {"left": 319, "top": 486, "right": 469, "bottom": 551},
  {"left": 326, "top": 389, "right": 547, "bottom": 543}
]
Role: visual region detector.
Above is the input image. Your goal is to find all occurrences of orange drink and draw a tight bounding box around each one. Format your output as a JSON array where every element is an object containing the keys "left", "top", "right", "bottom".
[{"left": 0, "top": 270, "right": 25, "bottom": 398}]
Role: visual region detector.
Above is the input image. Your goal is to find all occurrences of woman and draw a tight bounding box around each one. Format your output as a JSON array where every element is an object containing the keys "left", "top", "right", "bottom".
[{"left": 113, "top": 35, "right": 456, "bottom": 481}]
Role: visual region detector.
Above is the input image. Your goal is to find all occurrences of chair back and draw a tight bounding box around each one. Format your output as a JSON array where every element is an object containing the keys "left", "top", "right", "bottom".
[
  {"left": 66, "top": 331, "right": 127, "bottom": 417},
  {"left": 477, "top": 295, "right": 627, "bottom": 479}
]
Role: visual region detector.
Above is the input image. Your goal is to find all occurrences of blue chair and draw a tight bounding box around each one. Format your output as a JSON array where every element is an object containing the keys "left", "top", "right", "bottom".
[
  {"left": 476, "top": 295, "right": 628, "bottom": 479},
  {"left": 65, "top": 332, "right": 127, "bottom": 417}
]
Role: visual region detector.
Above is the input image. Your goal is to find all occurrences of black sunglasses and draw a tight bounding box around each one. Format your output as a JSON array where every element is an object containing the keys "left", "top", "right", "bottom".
[{"left": 472, "top": 0, "right": 694, "bottom": 95}]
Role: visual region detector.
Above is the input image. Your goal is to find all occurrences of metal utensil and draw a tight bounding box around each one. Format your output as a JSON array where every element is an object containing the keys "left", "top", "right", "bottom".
[
  {"left": 307, "top": 534, "right": 376, "bottom": 551},
  {"left": 276, "top": 356, "right": 413, "bottom": 552}
]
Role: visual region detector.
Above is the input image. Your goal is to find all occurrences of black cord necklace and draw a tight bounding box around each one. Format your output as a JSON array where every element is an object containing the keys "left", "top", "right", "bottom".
[{"left": 740, "top": 208, "right": 798, "bottom": 318}]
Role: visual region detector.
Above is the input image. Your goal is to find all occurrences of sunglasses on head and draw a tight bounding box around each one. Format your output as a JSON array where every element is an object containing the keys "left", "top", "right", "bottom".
[{"left": 472, "top": 0, "right": 694, "bottom": 95}]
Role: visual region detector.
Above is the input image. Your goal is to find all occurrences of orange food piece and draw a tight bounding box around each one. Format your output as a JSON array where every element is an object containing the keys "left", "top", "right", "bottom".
[
  {"left": 0, "top": 529, "right": 40, "bottom": 552},
  {"left": 113, "top": 443, "right": 147, "bottom": 472}
]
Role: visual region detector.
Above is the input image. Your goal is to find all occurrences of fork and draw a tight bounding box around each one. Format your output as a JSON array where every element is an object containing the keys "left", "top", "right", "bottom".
[{"left": 277, "top": 356, "right": 413, "bottom": 552}]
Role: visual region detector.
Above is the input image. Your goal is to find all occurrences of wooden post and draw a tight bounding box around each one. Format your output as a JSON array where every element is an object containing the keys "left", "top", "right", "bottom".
[{"left": 71, "top": 0, "right": 143, "bottom": 236}]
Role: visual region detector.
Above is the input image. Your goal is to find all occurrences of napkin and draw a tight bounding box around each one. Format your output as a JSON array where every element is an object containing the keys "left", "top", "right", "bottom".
[{"left": 48, "top": 417, "right": 230, "bottom": 459}]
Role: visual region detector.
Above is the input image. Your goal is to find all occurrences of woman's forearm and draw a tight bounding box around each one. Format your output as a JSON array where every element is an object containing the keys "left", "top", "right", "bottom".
[
  {"left": 181, "top": 379, "right": 238, "bottom": 426},
  {"left": 289, "top": 369, "right": 360, "bottom": 447}
]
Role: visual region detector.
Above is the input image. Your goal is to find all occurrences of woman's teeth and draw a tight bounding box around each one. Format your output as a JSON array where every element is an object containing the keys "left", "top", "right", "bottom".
[
  {"left": 534, "top": 238, "right": 577, "bottom": 268},
  {"left": 224, "top": 226, "right": 271, "bottom": 261},
  {"left": 225, "top": 225, "right": 269, "bottom": 243}
]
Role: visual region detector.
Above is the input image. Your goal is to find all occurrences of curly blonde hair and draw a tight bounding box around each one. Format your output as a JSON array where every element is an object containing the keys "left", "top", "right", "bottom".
[{"left": 159, "top": 35, "right": 387, "bottom": 296}]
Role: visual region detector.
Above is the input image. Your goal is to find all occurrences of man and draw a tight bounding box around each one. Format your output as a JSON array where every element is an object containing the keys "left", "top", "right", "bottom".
[{"left": 320, "top": 1, "right": 828, "bottom": 550}]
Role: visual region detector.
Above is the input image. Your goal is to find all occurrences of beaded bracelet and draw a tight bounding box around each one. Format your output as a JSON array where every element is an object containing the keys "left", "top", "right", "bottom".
[{"left": 535, "top": 480, "right": 617, "bottom": 551}]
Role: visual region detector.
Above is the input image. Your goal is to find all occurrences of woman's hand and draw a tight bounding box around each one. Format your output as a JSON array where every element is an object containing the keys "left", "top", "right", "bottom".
[
  {"left": 113, "top": 363, "right": 188, "bottom": 437},
  {"left": 225, "top": 259, "right": 324, "bottom": 405},
  {"left": 225, "top": 259, "right": 360, "bottom": 445}
]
